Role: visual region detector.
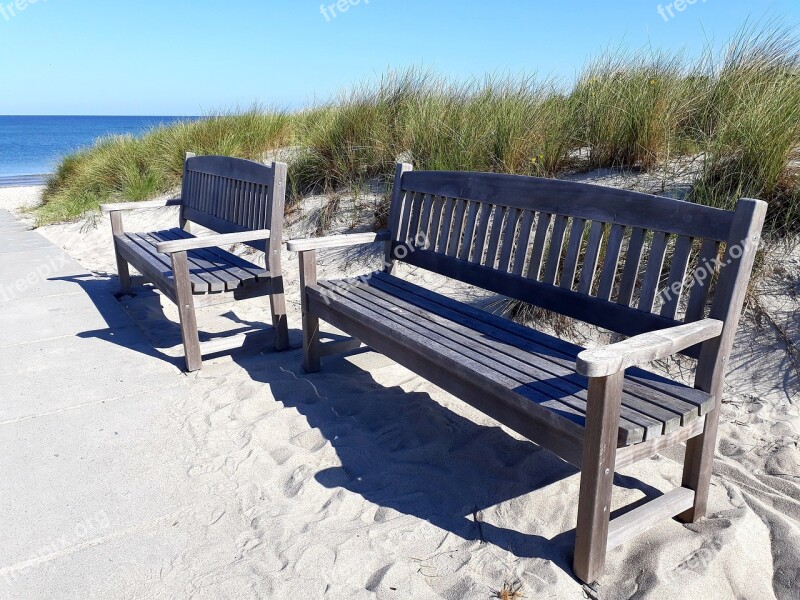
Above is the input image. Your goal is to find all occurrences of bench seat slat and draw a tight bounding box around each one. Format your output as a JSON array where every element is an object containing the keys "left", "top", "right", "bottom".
[
  {"left": 370, "top": 272, "right": 713, "bottom": 415},
  {"left": 315, "top": 273, "right": 712, "bottom": 447},
  {"left": 329, "top": 279, "right": 674, "bottom": 444},
  {"left": 362, "top": 276, "right": 697, "bottom": 433},
  {"left": 148, "top": 229, "right": 268, "bottom": 291},
  {"left": 121, "top": 228, "right": 269, "bottom": 295}
]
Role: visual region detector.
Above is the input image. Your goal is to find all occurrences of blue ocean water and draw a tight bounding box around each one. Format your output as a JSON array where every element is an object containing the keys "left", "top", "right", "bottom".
[{"left": 0, "top": 116, "right": 197, "bottom": 181}]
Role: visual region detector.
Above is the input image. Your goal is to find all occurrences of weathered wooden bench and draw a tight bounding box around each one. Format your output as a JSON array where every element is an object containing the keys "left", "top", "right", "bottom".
[
  {"left": 101, "top": 155, "right": 289, "bottom": 372},
  {"left": 288, "top": 163, "right": 766, "bottom": 584}
]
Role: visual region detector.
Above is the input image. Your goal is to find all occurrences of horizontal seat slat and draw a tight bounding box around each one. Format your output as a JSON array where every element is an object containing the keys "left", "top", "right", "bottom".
[
  {"left": 150, "top": 228, "right": 268, "bottom": 289},
  {"left": 371, "top": 272, "right": 713, "bottom": 416},
  {"left": 315, "top": 273, "right": 712, "bottom": 447},
  {"left": 362, "top": 277, "right": 693, "bottom": 434},
  {"left": 120, "top": 228, "right": 268, "bottom": 295},
  {"left": 327, "top": 279, "right": 661, "bottom": 444}
]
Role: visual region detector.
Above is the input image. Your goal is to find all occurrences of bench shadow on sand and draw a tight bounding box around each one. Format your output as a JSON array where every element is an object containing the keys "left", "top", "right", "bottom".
[{"left": 60, "top": 271, "right": 667, "bottom": 581}]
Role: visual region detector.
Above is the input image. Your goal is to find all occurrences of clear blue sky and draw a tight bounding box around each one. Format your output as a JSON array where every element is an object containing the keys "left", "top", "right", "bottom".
[{"left": 1, "top": 0, "right": 798, "bottom": 115}]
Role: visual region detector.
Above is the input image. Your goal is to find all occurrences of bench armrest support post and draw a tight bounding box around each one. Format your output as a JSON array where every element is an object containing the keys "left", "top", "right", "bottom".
[
  {"left": 576, "top": 319, "right": 724, "bottom": 378},
  {"left": 298, "top": 250, "right": 321, "bottom": 372}
]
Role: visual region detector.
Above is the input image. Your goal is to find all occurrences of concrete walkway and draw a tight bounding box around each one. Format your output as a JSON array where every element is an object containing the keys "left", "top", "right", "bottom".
[{"left": 0, "top": 210, "right": 192, "bottom": 598}]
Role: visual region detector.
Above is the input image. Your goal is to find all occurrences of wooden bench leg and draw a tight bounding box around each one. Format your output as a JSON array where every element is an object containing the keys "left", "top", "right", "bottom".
[
  {"left": 574, "top": 371, "right": 624, "bottom": 584},
  {"left": 299, "top": 251, "right": 320, "bottom": 373},
  {"left": 269, "top": 284, "right": 290, "bottom": 352},
  {"left": 678, "top": 412, "right": 717, "bottom": 523},
  {"left": 110, "top": 212, "right": 131, "bottom": 295},
  {"left": 171, "top": 251, "right": 202, "bottom": 372}
]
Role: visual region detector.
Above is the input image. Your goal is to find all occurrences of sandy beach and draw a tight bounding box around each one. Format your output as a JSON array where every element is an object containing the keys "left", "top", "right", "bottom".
[{"left": 1, "top": 183, "right": 798, "bottom": 600}]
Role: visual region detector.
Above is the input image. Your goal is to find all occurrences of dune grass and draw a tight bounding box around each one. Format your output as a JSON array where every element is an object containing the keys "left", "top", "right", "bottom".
[{"left": 37, "top": 25, "right": 800, "bottom": 239}]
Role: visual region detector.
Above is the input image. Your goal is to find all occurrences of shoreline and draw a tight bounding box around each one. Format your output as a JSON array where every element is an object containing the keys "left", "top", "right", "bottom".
[{"left": 0, "top": 174, "right": 50, "bottom": 188}]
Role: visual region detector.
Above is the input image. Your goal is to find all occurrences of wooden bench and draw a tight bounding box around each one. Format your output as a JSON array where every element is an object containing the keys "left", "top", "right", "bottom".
[
  {"left": 288, "top": 163, "right": 766, "bottom": 584},
  {"left": 101, "top": 155, "right": 289, "bottom": 372}
]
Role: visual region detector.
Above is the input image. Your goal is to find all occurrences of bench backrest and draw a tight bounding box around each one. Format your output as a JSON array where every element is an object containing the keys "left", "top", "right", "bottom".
[
  {"left": 179, "top": 155, "right": 287, "bottom": 256},
  {"left": 387, "top": 163, "right": 766, "bottom": 360}
]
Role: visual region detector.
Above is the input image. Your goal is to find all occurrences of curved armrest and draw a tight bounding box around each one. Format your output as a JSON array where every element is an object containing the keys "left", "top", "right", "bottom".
[
  {"left": 100, "top": 198, "right": 182, "bottom": 214},
  {"left": 576, "top": 318, "right": 724, "bottom": 378},
  {"left": 287, "top": 231, "right": 391, "bottom": 252},
  {"left": 156, "top": 229, "right": 271, "bottom": 254}
]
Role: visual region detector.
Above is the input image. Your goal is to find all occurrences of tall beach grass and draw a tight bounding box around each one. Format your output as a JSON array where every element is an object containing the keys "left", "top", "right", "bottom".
[{"left": 38, "top": 25, "right": 800, "bottom": 239}]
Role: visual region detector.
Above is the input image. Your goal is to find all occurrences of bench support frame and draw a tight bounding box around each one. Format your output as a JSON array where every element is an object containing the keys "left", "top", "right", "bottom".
[
  {"left": 287, "top": 164, "right": 767, "bottom": 585},
  {"left": 105, "top": 155, "right": 289, "bottom": 372}
]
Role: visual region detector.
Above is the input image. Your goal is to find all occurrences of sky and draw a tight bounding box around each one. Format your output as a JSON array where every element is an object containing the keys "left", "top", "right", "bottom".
[{"left": 0, "top": 0, "right": 798, "bottom": 115}]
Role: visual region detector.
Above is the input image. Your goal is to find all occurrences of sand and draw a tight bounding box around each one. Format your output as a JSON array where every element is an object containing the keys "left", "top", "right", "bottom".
[{"left": 0, "top": 182, "right": 797, "bottom": 599}]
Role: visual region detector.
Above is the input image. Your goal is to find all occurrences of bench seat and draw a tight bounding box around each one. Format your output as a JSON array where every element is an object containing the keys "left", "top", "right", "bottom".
[
  {"left": 116, "top": 228, "right": 271, "bottom": 295},
  {"left": 309, "top": 272, "right": 714, "bottom": 449}
]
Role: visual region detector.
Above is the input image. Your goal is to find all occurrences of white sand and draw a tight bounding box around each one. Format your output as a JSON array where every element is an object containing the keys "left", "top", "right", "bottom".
[{"left": 1, "top": 183, "right": 798, "bottom": 599}]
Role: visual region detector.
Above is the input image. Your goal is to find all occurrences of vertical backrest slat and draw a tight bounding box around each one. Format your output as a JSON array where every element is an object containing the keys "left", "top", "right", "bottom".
[
  {"left": 596, "top": 224, "right": 625, "bottom": 301},
  {"left": 471, "top": 203, "right": 493, "bottom": 263},
  {"left": 684, "top": 239, "right": 720, "bottom": 322},
  {"left": 483, "top": 205, "right": 507, "bottom": 268},
  {"left": 560, "top": 218, "right": 587, "bottom": 289},
  {"left": 437, "top": 197, "right": 457, "bottom": 253},
  {"left": 577, "top": 221, "right": 606, "bottom": 295},
  {"left": 543, "top": 215, "right": 569, "bottom": 285},
  {"left": 388, "top": 163, "right": 413, "bottom": 244},
  {"left": 511, "top": 210, "right": 536, "bottom": 276},
  {"left": 458, "top": 201, "right": 481, "bottom": 260},
  {"left": 617, "top": 227, "right": 647, "bottom": 306},
  {"left": 397, "top": 191, "right": 416, "bottom": 245},
  {"left": 417, "top": 194, "right": 434, "bottom": 248},
  {"left": 408, "top": 192, "right": 425, "bottom": 244},
  {"left": 526, "top": 212, "right": 552, "bottom": 280},
  {"left": 660, "top": 235, "right": 693, "bottom": 319},
  {"left": 497, "top": 208, "right": 521, "bottom": 272},
  {"left": 638, "top": 231, "right": 670, "bottom": 312},
  {"left": 446, "top": 199, "right": 469, "bottom": 256},
  {"left": 427, "top": 196, "right": 446, "bottom": 254}
]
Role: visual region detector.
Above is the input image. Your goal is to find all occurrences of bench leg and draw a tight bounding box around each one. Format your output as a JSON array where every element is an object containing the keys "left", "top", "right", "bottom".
[
  {"left": 678, "top": 412, "right": 717, "bottom": 523},
  {"left": 299, "top": 251, "right": 320, "bottom": 373},
  {"left": 269, "top": 285, "right": 290, "bottom": 352},
  {"left": 110, "top": 212, "right": 131, "bottom": 295},
  {"left": 171, "top": 251, "right": 202, "bottom": 372},
  {"left": 574, "top": 371, "right": 624, "bottom": 584}
]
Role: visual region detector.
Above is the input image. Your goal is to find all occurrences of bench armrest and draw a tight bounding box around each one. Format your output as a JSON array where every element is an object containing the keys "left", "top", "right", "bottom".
[
  {"left": 576, "top": 318, "right": 724, "bottom": 378},
  {"left": 286, "top": 231, "right": 391, "bottom": 252},
  {"left": 155, "top": 229, "right": 272, "bottom": 254},
  {"left": 100, "top": 198, "right": 182, "bottom": 214}
]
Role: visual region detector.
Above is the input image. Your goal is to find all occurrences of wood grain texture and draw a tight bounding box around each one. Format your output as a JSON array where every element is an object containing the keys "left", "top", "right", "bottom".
[
  {"left": 574, "top": 371, "right": 624, "bottom": 584},
  {"left": 577, "top": 318, "right": 723, "bottom": 377},
  {"left": 681, "top": 198, "right": 767, "bottom": 522},
  {"left": 171, "top": 251, "right": 202, "bottom": 372},
  {"left": 400, "top": 170, "right": 734, "bottom": 240},
  {"left": 100, "top": 198, "right": 182, "bottom": 213},
  {"left": 606, "top": 487, "right": 695, "bottom": 550},
  {"left": 155, "top": 229, "right": 272, "bottom": 254},
  {"left": 287, "top": 231, "right": 391, "bottom": 252}
]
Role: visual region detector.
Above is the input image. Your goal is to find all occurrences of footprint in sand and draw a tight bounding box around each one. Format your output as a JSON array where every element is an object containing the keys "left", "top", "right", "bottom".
[
  {"left": 290, "top": 428, "right": 328, "bottom": 452},
  {"left": 284, "top": 464, "right": 313, "bottom": 498}
]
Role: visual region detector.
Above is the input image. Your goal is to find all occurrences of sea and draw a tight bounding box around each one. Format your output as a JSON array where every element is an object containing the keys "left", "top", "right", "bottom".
[{"left": 0, "top": 116, "right": 197, "bottom": 186}]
